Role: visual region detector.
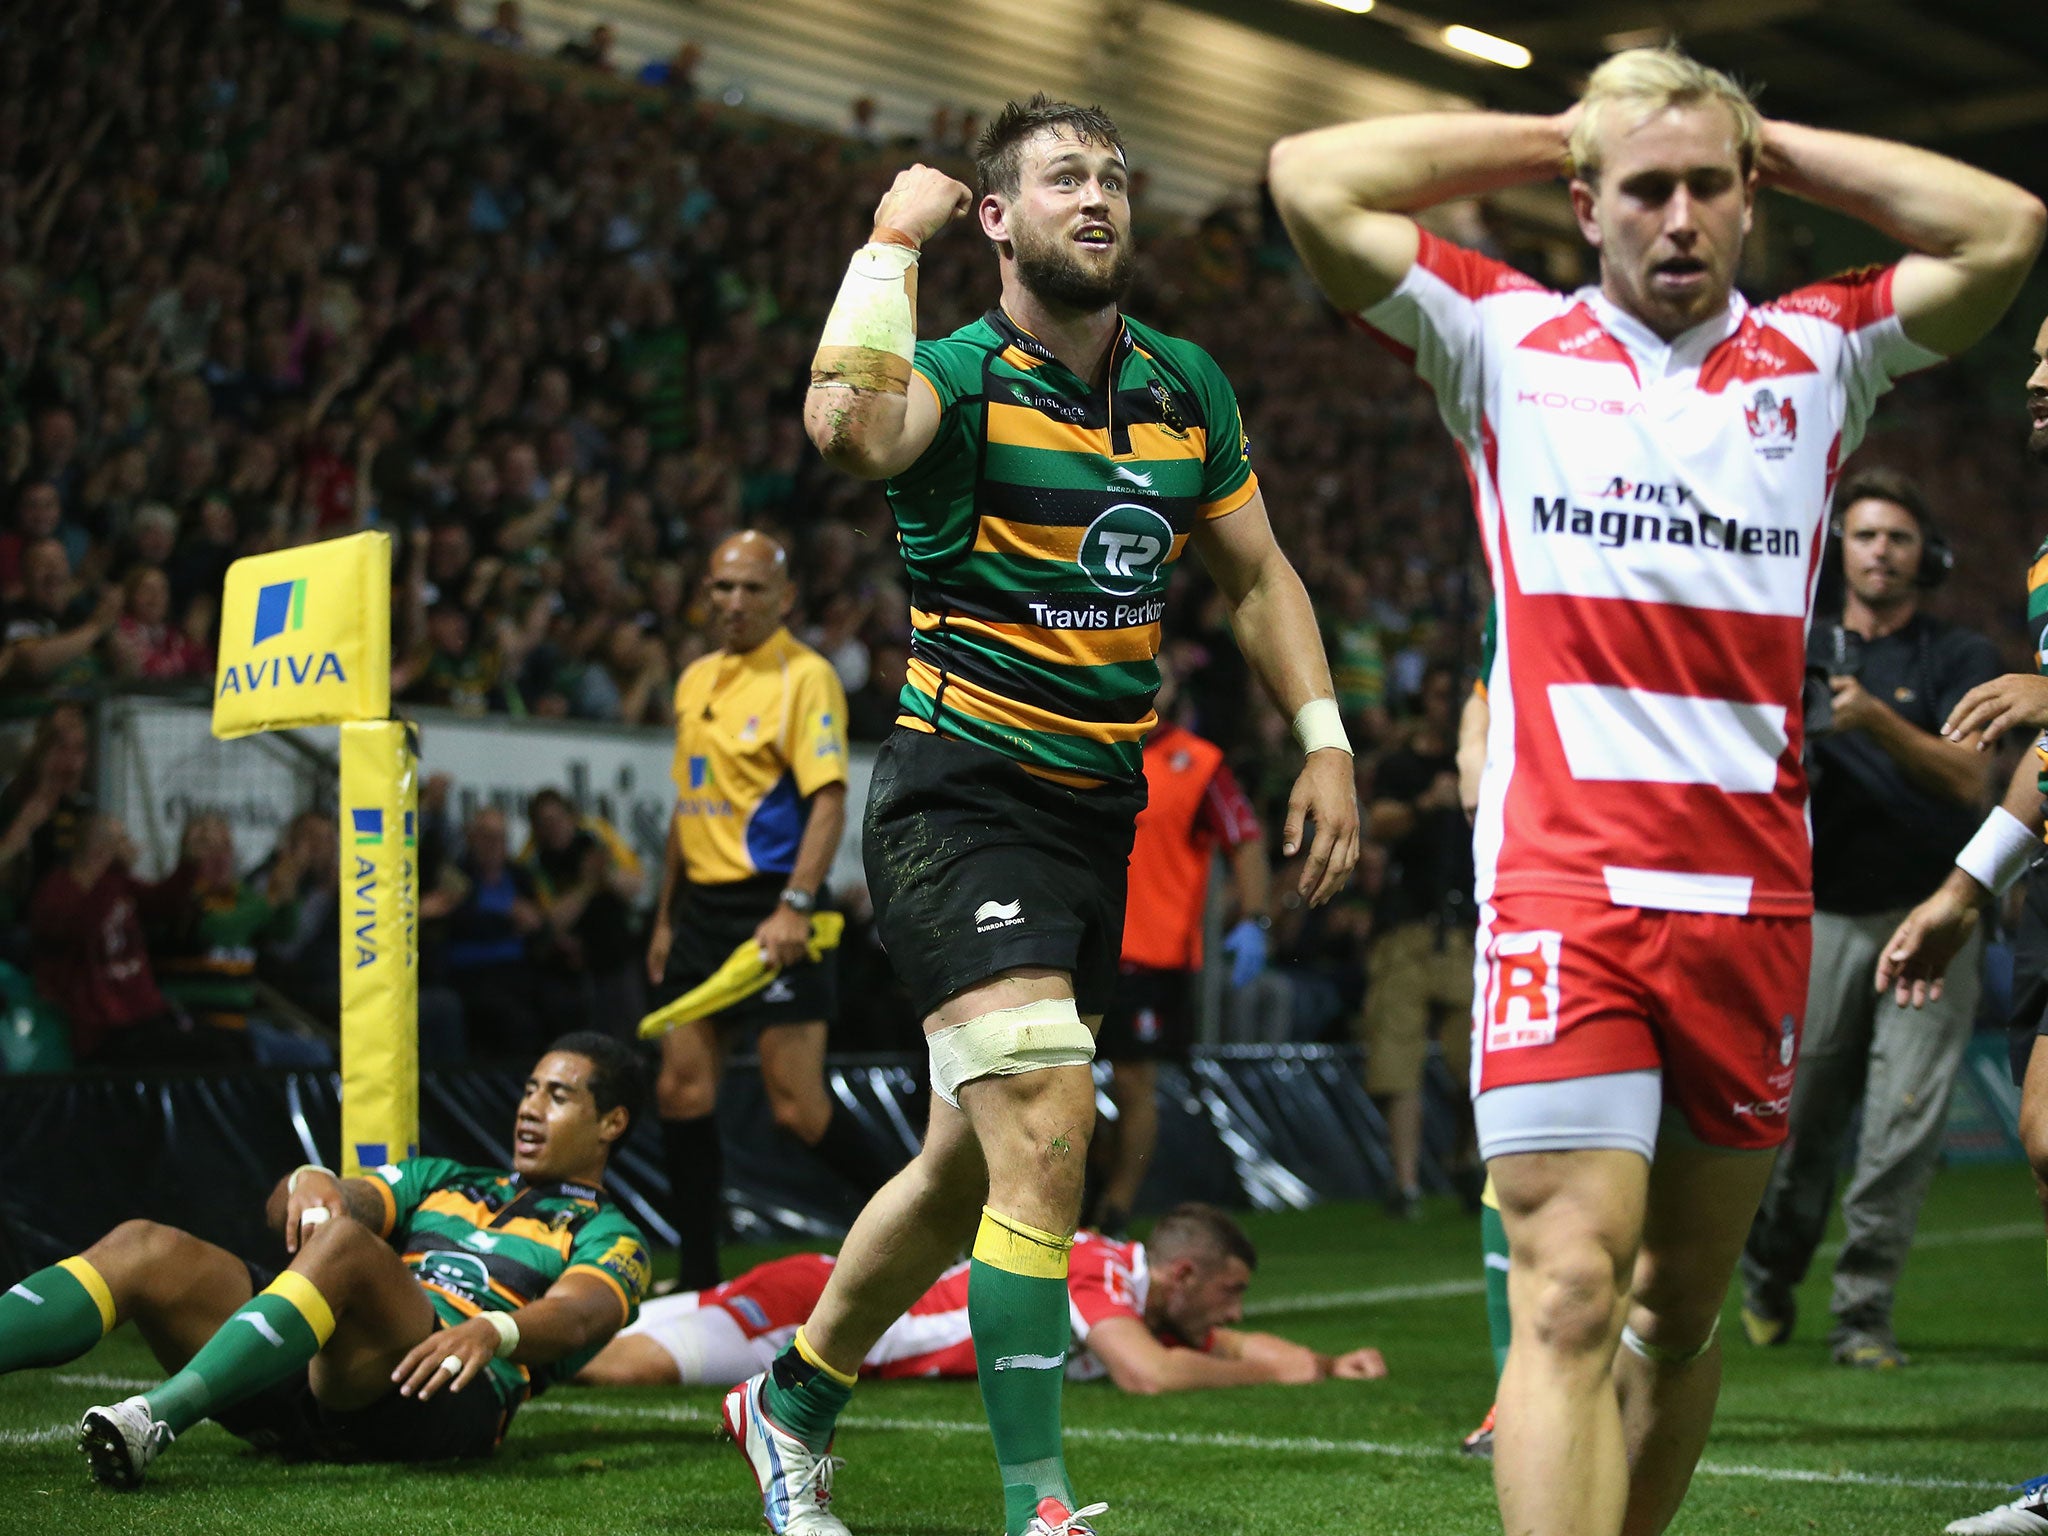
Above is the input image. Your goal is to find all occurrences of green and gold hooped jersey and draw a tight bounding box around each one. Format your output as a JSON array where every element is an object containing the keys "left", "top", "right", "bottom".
[
  {"left": 367, "top": 1157, "right": 651, "bottom": 1405},
  {"left": 892, "top": 308, "right": 1258, "bottom": 786}
]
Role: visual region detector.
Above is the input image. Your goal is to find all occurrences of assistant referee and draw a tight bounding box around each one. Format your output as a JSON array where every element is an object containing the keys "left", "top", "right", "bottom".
[{"left": 646, "top": 530, "right": 887, "bottom": 1290}]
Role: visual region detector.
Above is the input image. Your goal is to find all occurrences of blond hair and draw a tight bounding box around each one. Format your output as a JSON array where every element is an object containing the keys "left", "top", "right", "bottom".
[{"left": 1569, "top": 47, "right": 1760, "bottom": 183}]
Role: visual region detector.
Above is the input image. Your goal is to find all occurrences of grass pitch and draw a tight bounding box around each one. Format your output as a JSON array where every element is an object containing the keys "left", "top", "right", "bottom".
[{"left": 4, "top": 1162, "right": 2045, "bottom": 1536}]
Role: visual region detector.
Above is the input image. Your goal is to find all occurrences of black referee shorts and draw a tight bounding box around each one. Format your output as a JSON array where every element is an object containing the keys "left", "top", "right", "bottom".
[
  {"left": 654, "top": 873, "right": 837, "bottom": 1030},
  {"left": 863, "top": 728, "right": 1143, "bottom": 1022}
]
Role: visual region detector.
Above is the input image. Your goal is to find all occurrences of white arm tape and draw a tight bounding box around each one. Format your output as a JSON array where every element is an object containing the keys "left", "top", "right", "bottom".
[
  {"left": 1292, "top": 697, "right": 1352, "bottom": 756},
  {"left": 927, "top": 997, "right": 1094, "bottom": 1109},
  {"left": 481, "top": 1308, "right": 521, "bottom": 1359},
  {"left": 816, "top": 242, "right": 919, "bottom": 375},
  {"left": 1955, "top": 805, "right": 2039, "bottom": 897}
]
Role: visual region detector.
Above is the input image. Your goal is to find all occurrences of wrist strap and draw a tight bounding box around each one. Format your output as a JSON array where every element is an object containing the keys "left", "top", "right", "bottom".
[
  {"left": 1955, "top": 805, "right": 2038, "bottom": 897},
  {"left": 481, "top": 1308, "right": 521, "bottom": 1359},
  {"left": 287, "top": 1163, "right": 331, "bottom": 1195},
  {"left": 1292, "top": 698, "right": 1352, "bottom": 757},
  {"left": 869, "top": 224, "right": 921, "bottom": 251}
]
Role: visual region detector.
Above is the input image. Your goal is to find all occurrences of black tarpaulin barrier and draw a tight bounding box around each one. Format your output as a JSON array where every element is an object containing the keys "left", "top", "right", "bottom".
[{"left": 0, "top": 1046, "right": 1464, "bottom": 1283}]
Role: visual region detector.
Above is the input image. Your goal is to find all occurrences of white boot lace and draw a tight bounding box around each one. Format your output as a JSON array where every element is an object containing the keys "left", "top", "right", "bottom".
[
  {"left": 792, "top": 1451, "right": 846, "bottom": 1509},
  {"left": 1042, "top": 1501, "right": 1108, "bottom": 1535}
]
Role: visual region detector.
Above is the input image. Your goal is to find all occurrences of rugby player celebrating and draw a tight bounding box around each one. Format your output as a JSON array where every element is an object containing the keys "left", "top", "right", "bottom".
[
  {"left": 1269, "top": 45, "right": 2043, "bottom": 1536},
  {"left": 729, "top": 95, "right": 1357, "bottom": 1536}
]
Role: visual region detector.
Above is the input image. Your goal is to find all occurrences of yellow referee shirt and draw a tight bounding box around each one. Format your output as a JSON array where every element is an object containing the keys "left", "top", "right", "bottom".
[{"left": 671, "top": 627, "right": 850, "bottom": 886}]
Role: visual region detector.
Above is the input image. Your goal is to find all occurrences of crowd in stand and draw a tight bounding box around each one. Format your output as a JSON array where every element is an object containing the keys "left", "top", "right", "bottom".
[{"left": 0, "top": 0, "right": 2043, "bottom": 1066}]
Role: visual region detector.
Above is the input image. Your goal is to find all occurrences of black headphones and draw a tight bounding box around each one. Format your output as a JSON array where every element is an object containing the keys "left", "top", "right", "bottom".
[{"left": 1826, "top": 480, "right": 1953, "bottom": 591}]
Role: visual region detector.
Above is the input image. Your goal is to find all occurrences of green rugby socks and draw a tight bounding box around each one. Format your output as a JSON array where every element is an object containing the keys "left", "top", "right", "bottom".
[
  {"left": 971, "top": 1207, "right": 1076, "bottom": 1535},
  {"left": 145, "top": 1271, "right": 336, "bottom": 1435},
  {"left": 0, "top": 1256, "right": 116, "bottom": 1373},
  {"left": 1482, "top": 1177, "right": 1511, "bottom": 1378},
  {"left": 760, "top": 1328, "right": 856, "bottom": 1453}
]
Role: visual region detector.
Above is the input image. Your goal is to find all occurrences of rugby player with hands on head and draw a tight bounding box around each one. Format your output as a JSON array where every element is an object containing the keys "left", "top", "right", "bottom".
[{"left": 1270, "top": 44, "right": 2042, "bottom": 1536}]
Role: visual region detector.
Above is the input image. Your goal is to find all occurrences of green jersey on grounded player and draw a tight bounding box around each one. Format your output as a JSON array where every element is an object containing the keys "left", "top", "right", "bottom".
[{"left": 0, "top": 1034, "right": 651, "bottom": 1489}]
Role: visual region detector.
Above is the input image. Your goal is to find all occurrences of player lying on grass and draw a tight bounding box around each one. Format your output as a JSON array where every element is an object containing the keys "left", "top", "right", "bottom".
[
  {"left": 578, "top": 1202, "right": 1385, "bottom": 1392},
  {"left": 0, "top": 1032, "right": 651, "bottom": 1488}
]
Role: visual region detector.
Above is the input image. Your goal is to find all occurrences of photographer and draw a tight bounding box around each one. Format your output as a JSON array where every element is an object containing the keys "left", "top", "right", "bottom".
[{"left": 1741, "top": 469, "right": 2000, "bottom": 1369}]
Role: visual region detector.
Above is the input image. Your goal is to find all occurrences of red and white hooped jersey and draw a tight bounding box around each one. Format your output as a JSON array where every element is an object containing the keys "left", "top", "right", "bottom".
[
  {"left": 1362, "top": 234, "right": 1941, "bottom": 917},
  {"left": 867, "top": 1231, "right": 1185, "bottom": 1382},
  {"left": 681, "top": 1235, "right": 1198, "bottom": 1382}
]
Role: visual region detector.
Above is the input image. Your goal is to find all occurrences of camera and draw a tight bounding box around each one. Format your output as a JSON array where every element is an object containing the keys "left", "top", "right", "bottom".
[{"left": 1803, "top": 622, "right": 1864, "bottom": 737}]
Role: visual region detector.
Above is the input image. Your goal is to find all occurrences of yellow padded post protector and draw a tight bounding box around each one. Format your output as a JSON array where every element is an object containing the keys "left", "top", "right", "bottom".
[{"left": 212, "top": 530, "right": 392, "bottom": 738}]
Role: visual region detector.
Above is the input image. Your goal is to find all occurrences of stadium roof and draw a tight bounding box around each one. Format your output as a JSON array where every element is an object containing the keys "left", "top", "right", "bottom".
[{"left": 1188, "top": 0, "right": 2048, "bottom": 194}]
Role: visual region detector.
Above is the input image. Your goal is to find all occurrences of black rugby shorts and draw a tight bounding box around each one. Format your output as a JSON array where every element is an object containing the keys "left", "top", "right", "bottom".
[{"left": 862, "top": 728, "right": 1142, "bottom": 1022}]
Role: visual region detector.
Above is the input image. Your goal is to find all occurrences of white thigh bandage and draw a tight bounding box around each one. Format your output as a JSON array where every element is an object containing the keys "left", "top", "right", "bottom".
[{"left": 928, "top": 997, "right": 1095, "bottom": 1108}]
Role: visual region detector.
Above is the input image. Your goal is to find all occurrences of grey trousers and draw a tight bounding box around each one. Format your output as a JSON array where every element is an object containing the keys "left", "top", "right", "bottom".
[{"left": 1740, "top": 906, "right": 1979, "bottom": 1339}]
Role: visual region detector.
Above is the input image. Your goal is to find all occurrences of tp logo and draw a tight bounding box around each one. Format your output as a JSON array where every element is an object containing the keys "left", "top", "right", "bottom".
[
  {"left": 252, "top": 579, "right": 308, "bottom": 645},
  {"left": 1079, "top": 503, "right": 1174, "bottom": 596}
]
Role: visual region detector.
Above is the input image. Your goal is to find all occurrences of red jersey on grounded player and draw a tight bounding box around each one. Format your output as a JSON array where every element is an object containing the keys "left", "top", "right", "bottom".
[
  {"left": 1121, "top": 723, "right": 1262, "bottom": 971},
  {"left": 692, "top": 1232, "right": 1201, "bottom": 1382},
  {"left": 1361, "top": 233, "right": 1939, "bottom": 921}
]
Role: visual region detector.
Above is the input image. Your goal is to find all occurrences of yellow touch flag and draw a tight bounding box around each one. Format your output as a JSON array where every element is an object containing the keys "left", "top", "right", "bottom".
[
  {"left": 637, "top": 912, "right": 846, "bottom": 1039},
  {"left": 212, "top": 531, "right": 392, "bottom": 739},
  {"left": 339, "top": 720, "right": 420, "bottom": 1174}
]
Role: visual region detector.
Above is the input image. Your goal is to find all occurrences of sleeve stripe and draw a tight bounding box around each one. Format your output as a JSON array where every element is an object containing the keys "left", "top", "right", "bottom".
[
  {"left": 565, "top": 1263, "right": 634, "bottom": 1324},
  {"left": 1414, "top": 229, "right": 1546, "bottom": 302},
  {"left": 368, "top": 1175, "right": 397, "bottom": 1239},
  {"left": 1201, "top": 472, "right": 1259, "bottom": 520}
]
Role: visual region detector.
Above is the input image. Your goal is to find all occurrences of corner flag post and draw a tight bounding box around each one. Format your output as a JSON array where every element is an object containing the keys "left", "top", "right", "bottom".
[{"left": 210, "top": 531, "right": 412, "bottom": 1175}]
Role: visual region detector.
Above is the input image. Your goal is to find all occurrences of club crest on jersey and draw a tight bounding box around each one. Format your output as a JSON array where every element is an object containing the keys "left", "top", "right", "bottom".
[
  {"left": 1743, "top": 388, "right": 1798, "bottom": 459},
  {"left": 1148, "top": 378, "right": 1192, "bottom": 439}
]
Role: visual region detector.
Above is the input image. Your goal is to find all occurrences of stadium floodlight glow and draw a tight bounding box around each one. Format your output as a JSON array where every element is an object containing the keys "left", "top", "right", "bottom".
[
  {"left": 1441, "top": 24, "right": 1532, "bottom": 68},
  {"left": 1314, "top": 0, "right": 1377, "bottom": 12}
]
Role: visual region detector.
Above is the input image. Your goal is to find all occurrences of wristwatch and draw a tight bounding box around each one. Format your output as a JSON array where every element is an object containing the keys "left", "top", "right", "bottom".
[{"left": 778, "top": 888, "right": 816, "bottom": 915}]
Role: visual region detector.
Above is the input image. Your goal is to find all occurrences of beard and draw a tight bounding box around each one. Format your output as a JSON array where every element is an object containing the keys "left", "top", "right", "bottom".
[
  {"left": 1012, "top": 222, "right": 1135, "bottom": 313},
  {"left": 2031, "top": 421, "right": 2048, "bottom": 464}
]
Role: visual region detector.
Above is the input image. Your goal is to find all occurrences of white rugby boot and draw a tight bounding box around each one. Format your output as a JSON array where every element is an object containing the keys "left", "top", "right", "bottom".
[{"left": 721, "top": 1371, "right": 850, "bottom": 1535}]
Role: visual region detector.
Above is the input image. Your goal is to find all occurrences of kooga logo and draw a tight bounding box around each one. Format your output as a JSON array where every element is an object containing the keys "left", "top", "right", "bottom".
[{"left": 217, "top": 577, "right": 348, "bottom": 697}]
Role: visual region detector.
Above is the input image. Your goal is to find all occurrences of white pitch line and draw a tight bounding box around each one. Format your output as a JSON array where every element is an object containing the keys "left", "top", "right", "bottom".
[
  {"left": 0, "top": 1426, "right": 74, "bottom": 1445},
  {"left": 53, "top": 1374, "right": 154, "bottom": 1392},
  {"left": 1245, "top": 1276, "right": 1481, "bottom": 1317},
  {"left": 521, "top": 1398, "right": 2007, "bottom": 1491},
  {"left": 1243, "top": 1219, "right": 2040, "bottom": 1318}
]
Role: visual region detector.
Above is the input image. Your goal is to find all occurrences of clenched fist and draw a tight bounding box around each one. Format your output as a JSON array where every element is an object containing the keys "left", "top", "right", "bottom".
[{"left": 872, "top": 165, "right": 973, "bottom": 248}]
